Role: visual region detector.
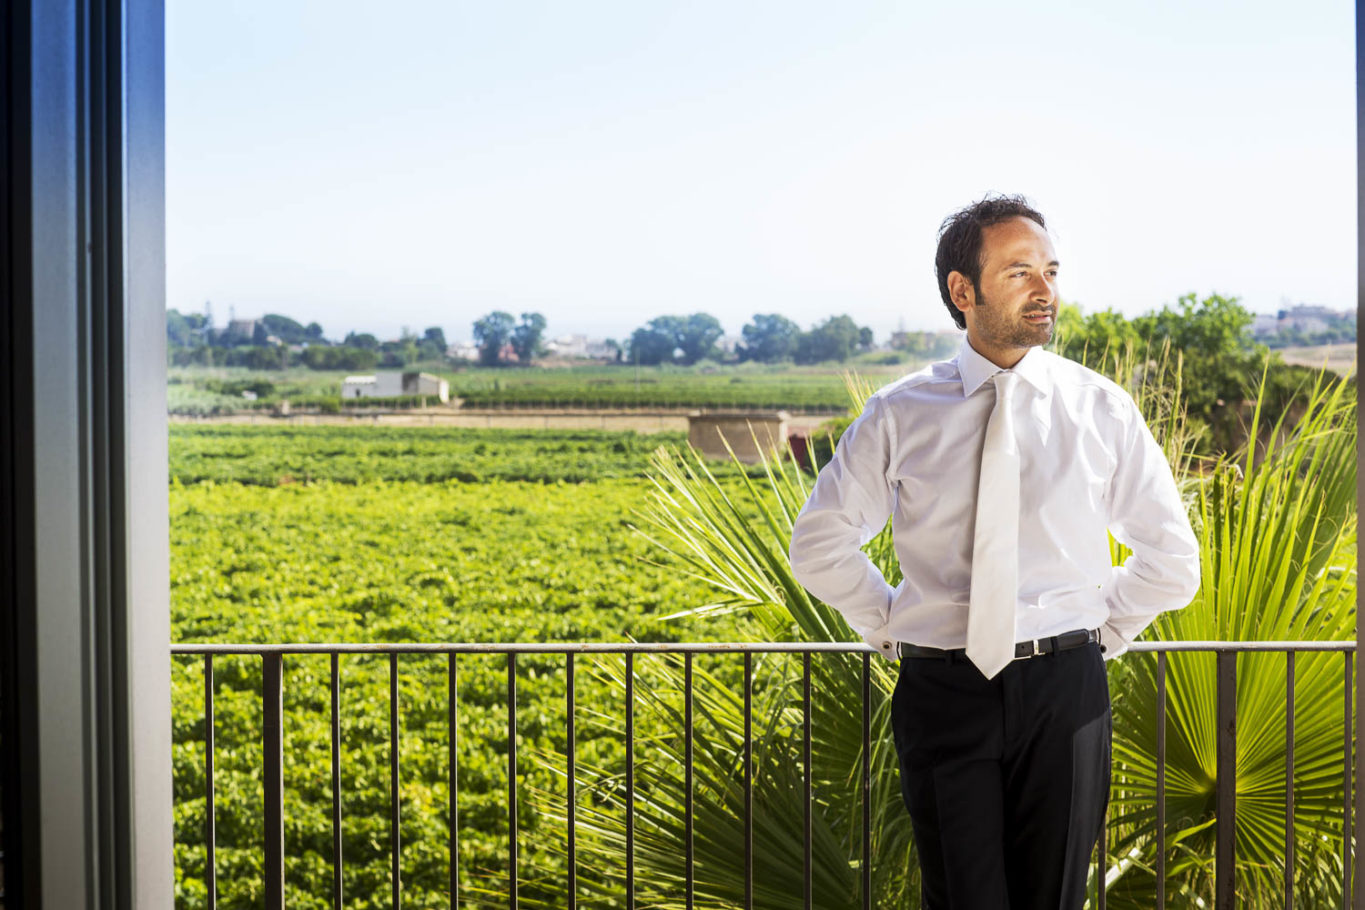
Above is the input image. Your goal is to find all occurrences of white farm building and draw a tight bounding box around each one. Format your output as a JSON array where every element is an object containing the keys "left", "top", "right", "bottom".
[{"left": 342, "top": 371, "right": 450, "bottom": 403}]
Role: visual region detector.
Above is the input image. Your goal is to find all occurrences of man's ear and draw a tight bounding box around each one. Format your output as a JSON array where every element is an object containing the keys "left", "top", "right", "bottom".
[{"left": 947, "top": 271, "right": 975, "bottom": 318}]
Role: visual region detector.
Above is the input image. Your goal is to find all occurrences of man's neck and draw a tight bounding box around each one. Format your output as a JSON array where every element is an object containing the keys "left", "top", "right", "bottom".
[{"left": 965, "top": 332, "right": 1032, "bottom": 370}]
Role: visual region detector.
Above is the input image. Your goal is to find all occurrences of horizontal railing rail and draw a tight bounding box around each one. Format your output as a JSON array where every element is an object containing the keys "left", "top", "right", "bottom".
[{"left": 170, "top": 640, "right": 1357, "bottom": 910}]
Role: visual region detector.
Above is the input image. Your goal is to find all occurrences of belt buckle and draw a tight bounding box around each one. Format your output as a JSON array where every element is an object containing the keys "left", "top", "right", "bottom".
[{"left": 1014, "top": 639, "right": 1041, "bottom": 661}]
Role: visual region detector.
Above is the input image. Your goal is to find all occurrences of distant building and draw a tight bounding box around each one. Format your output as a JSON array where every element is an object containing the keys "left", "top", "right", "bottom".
[
  {"left": 1251, "top": 314, "right": 1280, "bottom": 336},
  {"left": 225, "top": 318, "right": 258, "bottom": 341},
  {"left": 544, "top": 334, "right": 591, "bottom": 358},
  {"left": 714, "top": 334, "right": 742, "bottom": 355},
  {"left": 342, "top": 371, "right": 450, "bottom": 402},
  {"left": 1253, "top": 304, "right": 1353, "bottom": 337},
  {"left": 449, "top": 341, "right": 480, "bottom": 361},
  {"left": 543, "top": 334, "right": 618, "bottom": 360},
  {"left": 584, "top": 338, "right": 617, "bottom": 359}
]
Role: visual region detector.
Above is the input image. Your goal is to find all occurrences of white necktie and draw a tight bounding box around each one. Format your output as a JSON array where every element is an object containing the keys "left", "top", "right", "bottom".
[{"left": 967, "top": 370, "right": 1021, "bottom": 679}]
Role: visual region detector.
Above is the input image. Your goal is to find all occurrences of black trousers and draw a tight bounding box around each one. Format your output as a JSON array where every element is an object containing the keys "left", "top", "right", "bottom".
[{"left": 890, "top": 640, "right": 1111, "bottom": 910}]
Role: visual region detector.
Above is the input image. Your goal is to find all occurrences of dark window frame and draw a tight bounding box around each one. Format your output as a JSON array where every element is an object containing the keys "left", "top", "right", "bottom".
[{"left": 2, "top": 0, "right": 170, "bottom": 905}]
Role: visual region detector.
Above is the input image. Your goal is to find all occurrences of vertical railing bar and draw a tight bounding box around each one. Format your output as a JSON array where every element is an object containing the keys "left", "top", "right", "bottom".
[
  {"left": 803, "top": 652, "right": 812, "bottom": 910},
  {"left": 744, "top": 652, "right": 754, "bottom": 910},
  {"left": 331, "top": 653, "right": 343, "bottom": 910},
  {"left": 449, "top": 653, "right": 458, "bottom": 910},
  {"left": 685, "top": 652, "right": 694, "bottom": 910},
  {"left": 1286, "top": 650, "right": 1295, "bottom": 910},
  {"left": 1098, "top": 804, "right": 1107, "bottom": 910},
  {"left": 390, "top": 652, "right": 401, "bottom": 910},
  {"left": 1216, "top": 650, "right": 1236, "bottom": 910},
  {"left": 567, "top": 653, "right": 576, "bottom": 910},
  {"left": 626, "top": 652, "right": 635, "bottom": 910},
  {"left": 263, "top": 653, "right": 284, "bottom": 910},
  {"left": 205, "top": 654, "right": 217, "bottom": 910},
  {"left": 861, "top": 652, "right": 871, "bottom": 910},
  {"left": 1156, "top": 650, "right": 1166, "bottom": 909},
  {"left": 1344, "top": 652, "right": 1353, "bottom": 910},
  {"left": 508, "top": 653, "right": 518, "bottom": 910}
]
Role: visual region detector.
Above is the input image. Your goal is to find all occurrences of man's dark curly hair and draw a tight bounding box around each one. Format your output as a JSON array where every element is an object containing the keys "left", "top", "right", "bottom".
[{"left": 934, "top": 194, "right": 1047, "bottom": 330}]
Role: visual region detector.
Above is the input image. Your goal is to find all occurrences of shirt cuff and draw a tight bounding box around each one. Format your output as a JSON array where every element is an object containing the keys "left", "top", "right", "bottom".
[
  {"left": 1099, "top": 621, "right": 1133, "bottom": 660},
  {"left": 859, "top": 625, "right": 898, "bottom": 662}
]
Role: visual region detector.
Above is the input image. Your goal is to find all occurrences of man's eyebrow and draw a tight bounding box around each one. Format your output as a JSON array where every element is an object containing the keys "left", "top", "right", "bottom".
[{"left": 1000, "top": 260, "right": 1061, "bottom": 270}]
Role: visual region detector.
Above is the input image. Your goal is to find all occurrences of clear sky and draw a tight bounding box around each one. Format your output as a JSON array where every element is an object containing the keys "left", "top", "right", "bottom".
[{"left": 166, "top": 0, "right": 1357, "bottom": 344}]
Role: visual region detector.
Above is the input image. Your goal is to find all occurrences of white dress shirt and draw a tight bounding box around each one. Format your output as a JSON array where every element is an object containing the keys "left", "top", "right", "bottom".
[{"left": 789, "top": 338, "right": 1200, "bottom": 662}]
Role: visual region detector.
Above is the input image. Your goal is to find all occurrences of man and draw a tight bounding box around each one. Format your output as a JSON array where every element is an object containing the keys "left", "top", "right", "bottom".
[{"left": 788, "top": 194, "right": 1200, "bottom": 909}]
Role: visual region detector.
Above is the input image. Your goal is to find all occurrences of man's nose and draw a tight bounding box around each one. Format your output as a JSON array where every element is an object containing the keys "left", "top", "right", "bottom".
[{"left": 1031, "top": 275, "right": 1056, "bottom": 305}]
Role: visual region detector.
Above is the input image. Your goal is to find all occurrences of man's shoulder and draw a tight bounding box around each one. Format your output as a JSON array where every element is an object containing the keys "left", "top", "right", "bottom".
[
  {"left": 869, "top": 357, "right": 962, "bottom": 405},
  {"left": 1037, "top": 349, "right": 1137, "bottom": 413}
]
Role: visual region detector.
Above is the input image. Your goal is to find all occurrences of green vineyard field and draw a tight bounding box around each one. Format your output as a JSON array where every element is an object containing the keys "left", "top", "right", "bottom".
[{"left": 170, "top": 426, "right": 760, "bottom": 908}]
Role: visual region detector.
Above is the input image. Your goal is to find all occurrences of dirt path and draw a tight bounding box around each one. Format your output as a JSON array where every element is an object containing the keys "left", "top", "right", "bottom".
[{"left": 170, "top": 409, "right": 841, "bottom": 434}]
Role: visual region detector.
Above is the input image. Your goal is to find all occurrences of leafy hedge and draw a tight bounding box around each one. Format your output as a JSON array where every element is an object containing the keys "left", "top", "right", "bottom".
[{"left": 169, "top": 425, "right": 694, "bottom": 486}]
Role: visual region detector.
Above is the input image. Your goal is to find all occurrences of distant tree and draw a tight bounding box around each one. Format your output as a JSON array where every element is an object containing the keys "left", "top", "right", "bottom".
[
  {"left": 677, "top": 313, "right": 724, "bottom": 365},
  {"left": 511, "top": 312, "right": 547, "bottom": 364},
  {"left": 416, "top": 327, "right": 447, "bottom": 361},
  {"left": 627, "top": 313, "right": 723, "bottom": 366},
  {"left": 473, "top": 311, "right": 516, "bottom": 366},
  {"left": 629, "top": 316, "right": 684, "bottom": 365},
  {"left": 892, "top": 331, "right": 959, "bottom": 360},
  {"left": 170, "top": 344, "right": 217, "bottom": 367},
  {"left": 1052, "top": 292, "right": 1276, "bottom": 453},
  {"left": 166, "top": 309, "right": 194, "bottom": 347},
  {"left": 1131, "top": 292, "right": 1254, "bottom": 360},
  {"left": 423, "top": 326, "right": 447, "bottom": 350},
  {"left": 343, "top": 332, "right": 380, "bottom": 351},
  {"left": 305, "top": 322, "right": 326, "bottom": 342},
  {"left": 858, "top": 326, "right": 874, "bottom": 351},
  {"left": 795, "top": 314, "right": 862, "bottom": 364},
  {"left": 1130, "top": 292, "right": 1260, "bottom": 418},
  {"left": 252, "top": 322, "right": 270, "bottom": 345},
  {"left": 379, "top": 338, "right": 419, "bottom": 367},
  {"left": 261, "top": 313, "right": 308, "bottom": 344},
  {"left": 740, "top": 313, "right": 801, "bottom": 363},
  {"left": 1052, "top": 304, "right": 1141, "bottom": 369},
  {"left": 303, "top": 345, "right": 378, "bottom": 371},
  {"left": 604, "top": 338, "right": 623, "bottom": 363},
  {"left": 224, "top": 345, "right": 284, "bottom": 370}
]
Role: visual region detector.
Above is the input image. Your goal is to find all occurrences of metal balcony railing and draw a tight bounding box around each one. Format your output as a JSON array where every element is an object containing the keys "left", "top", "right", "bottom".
[{"left": 169, "top": 641, "right": 1357, "bottom": 910}]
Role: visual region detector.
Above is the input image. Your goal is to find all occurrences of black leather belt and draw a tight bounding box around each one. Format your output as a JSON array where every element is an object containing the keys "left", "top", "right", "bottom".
[{"left": 897, "top": 628, "right": 1100, "bottom": 661}]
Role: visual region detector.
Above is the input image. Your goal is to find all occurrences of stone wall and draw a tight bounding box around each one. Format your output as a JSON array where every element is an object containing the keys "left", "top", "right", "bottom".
[{"left": 687, "top": 411, "right": 791, "bottom": 463}]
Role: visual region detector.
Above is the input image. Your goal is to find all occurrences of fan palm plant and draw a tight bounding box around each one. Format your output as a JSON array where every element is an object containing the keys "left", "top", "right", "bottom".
[
  {"left": 534, "top": 350, "right": 1354, "bottom": 908},
  {"left": 1103, "top": 365, "right": 1356, "bottom": 907}
]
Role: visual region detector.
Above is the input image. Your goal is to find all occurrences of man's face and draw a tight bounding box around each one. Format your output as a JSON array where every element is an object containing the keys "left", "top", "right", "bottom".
[{"left": 952, "top": 217, "right": 1059, "bottom": 364}]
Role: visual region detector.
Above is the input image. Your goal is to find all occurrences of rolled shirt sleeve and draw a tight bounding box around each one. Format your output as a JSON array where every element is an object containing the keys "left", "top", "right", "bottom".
[
  {"left": 1101, "top": 398, "right": 1201, "bottom": 659},
  {"left": 789, "top": 394, "right": 899, "bottom": 657}
]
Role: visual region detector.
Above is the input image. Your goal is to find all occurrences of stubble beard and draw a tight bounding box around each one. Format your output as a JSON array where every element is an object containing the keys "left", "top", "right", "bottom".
[{"left": 975, "top": 290, "right": 1053, "bottom": 349}]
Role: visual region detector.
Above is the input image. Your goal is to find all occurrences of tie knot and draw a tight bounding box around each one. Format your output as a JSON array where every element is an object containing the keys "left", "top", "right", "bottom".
[{"left": 994, "top": 370, "right": 1019, "bottom": 400}]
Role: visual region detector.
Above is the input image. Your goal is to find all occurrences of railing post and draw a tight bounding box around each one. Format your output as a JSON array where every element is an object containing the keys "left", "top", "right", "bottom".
[
  {"left": 205, "top": 655, "right": 217, "bottom": 910},
  {"left": 263, "top": 653, "right": 285, "bottom": 910},
  {"left": 1157, "top": 650, "right": 1167, "bottom": 909},
  {"left": 390, "top": 653, "right": 402, "bottom": 910},
  {"left": 508, "top": 653, "right": 518, "bottom": 910},
  {"left": 1216, "top": 650, "right": 1237, "bottom": 910}
]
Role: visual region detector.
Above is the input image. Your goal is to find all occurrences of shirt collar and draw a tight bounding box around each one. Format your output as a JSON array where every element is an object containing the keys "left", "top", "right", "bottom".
[{"left": 956, "top": 336, "right": 1055, "bottom": 399}]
